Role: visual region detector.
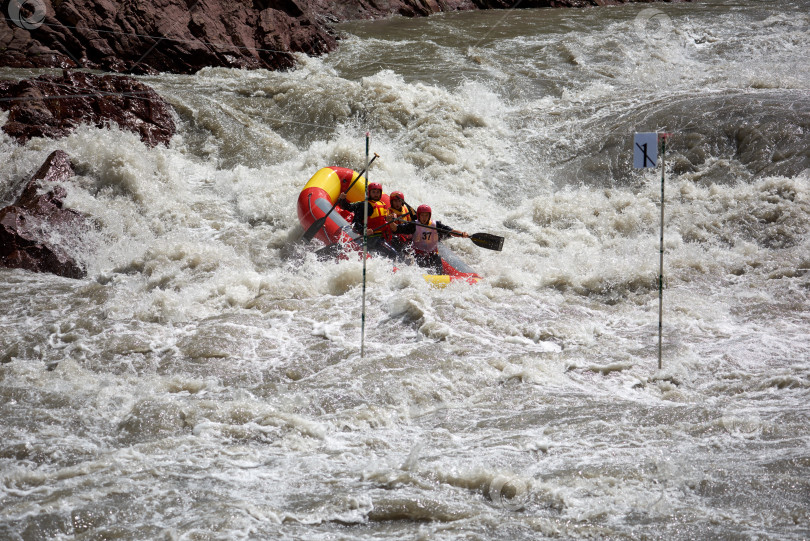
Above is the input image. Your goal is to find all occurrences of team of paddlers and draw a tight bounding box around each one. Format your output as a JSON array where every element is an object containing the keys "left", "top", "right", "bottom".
[{"left": 336, "top": 182, "right": 469, "bottom": 274}]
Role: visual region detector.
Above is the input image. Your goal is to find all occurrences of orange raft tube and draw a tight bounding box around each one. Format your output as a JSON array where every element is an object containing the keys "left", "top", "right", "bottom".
[{"left": 297, "top": 167, "right": 481, "bottom": 286}]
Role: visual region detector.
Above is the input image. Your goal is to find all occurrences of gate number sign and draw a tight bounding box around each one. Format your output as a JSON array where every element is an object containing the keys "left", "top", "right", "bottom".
[{"left": 634, "top": 132, "right": 659, "bottom": 168}]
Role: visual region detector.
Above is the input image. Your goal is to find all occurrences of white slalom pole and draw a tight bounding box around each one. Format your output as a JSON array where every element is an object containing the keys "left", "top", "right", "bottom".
[
  {"left": 657, "top": 134, "right": 668, "bottom": 370},
  {"left": 633, "top": 131, "right": 669, "bottom": 370},
  {"left": 360, "top": 132, "right": 369, "bottom": 358}
]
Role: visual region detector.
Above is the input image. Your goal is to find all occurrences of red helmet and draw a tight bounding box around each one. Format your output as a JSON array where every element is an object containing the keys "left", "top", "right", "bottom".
[
  {"left": 390, "top": 191, "right": 404, "bottom": 201},
  {"left": 417, "top": 204, "right": 431, "bottom": 215},
  {"left": 367, "top": 182, "right": 382, "bottom": 192}
]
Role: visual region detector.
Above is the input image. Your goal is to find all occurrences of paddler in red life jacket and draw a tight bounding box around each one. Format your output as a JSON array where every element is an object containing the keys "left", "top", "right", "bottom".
[
  {"left": 387, "top": 191, "right": 417, "bottom": 252},
  {"left": 395, "top": 204, "right": 469, "bottom": 274},
  {"left": 336, "top": 182, "right": 400, "bottom": 260}
]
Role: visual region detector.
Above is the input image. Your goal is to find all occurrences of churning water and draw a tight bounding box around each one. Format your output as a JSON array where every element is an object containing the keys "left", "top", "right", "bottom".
[{"left": 1, "top": 0, "right": 809, "bottom": 538}]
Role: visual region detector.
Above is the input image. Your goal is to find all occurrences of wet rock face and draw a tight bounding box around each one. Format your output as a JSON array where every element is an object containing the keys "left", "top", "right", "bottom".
[
  {"left": 0, "top": 150, "right": 87, "bottom": 279},
  {"left": 0, "top": 70, "right": 175, "bottom": 147},
  {"left": 0, "top": 0, "right": 338, "bottom": 74},
  {"left": 0, "top": 0, "right": 692, "bottom": 74}
]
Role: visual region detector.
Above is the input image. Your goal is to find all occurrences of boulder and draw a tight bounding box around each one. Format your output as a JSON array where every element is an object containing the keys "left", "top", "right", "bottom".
[
  {"left": 0, "top": 150, "right": 87, "bottom": 279},
  {"left": 0, "top": 70, "right": 175, "bottom": 146}
]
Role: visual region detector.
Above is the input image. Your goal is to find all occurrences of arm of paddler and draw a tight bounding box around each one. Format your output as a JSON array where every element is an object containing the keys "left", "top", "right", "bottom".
[
  {"left": 394, "top": 221, "right": 416, "bottom": 235},
  {"left": 435, "top": 221, "right": 469, "bottom": 239}
]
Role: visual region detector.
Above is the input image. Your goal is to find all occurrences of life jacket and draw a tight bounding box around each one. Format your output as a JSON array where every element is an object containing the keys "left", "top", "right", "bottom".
[
  {"left": 412, "top": 220, "right": 438, "bottom": 254},
  {"left": 389, "top": 204, "right": 412, "bottom": 223},
  {"left": 365, "top": 199, "right": 390, "bottom": 238},
  {"left": 389, "top": 204, "right": 413, "bottom": 243}
]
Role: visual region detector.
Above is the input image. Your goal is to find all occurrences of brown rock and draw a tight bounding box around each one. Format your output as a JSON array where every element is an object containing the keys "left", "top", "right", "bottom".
[
  {"left": 0, "top": 70, "right": 175, "bottom": 146},
  {"left": 0, "top": 150, "right": 87, "bottom": 279},
  {"left": 0, "top": 0, "right": 336, "bottom": 74}
]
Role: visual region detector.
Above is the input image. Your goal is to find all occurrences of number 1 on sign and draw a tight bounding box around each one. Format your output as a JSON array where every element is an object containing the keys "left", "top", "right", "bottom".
[{"left": 634, "top": 132, "right": 659, "bottom": 168}]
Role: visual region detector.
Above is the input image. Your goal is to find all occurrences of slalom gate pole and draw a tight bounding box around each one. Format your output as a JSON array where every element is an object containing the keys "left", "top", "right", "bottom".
[
  {"left": 361, "top": 132, "right": 370, "bottom": 359},
  {"left": 657, "top": 134, "right": 667, "bottom": 370}
]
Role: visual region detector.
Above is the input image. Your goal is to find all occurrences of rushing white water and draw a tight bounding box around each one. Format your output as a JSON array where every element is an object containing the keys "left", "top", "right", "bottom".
[{"left": 2, "top": 1, "right": 809, "bottom": 539}]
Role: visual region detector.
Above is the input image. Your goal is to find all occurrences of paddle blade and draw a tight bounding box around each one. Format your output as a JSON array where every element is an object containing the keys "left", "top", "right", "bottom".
[
  {"left": 470, "top": 232, "right": 504, "bottom": 251},
  {"left": 302, "top": 217, "right": 327, "bottom": 242},
  {"left": 315, "top": 242, "right": 342, "bottom": 261}
]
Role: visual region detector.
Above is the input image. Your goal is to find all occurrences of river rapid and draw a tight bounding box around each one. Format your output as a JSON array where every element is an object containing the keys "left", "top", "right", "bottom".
[{"left": 2, "top": 0, "right": 809, "bottom": 539}]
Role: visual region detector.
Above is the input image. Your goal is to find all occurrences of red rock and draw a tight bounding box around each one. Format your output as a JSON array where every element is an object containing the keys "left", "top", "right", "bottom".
[
  {"left": 0, "top": 70, "right": 175, "bottom": 147},
  {"left": 0, "top": 150, "right": 87, "bottom": 279},
  {"left": 0, "top": 0, "right": 335, "bottom": 73}
]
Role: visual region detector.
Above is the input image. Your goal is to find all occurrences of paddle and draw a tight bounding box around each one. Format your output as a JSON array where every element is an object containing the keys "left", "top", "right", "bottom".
[
  {"left": 301, "top": 153, "right": 379, "bottom": 242},
  {"left": 394, "top": 219, "right": 504, "bottom": 251},
  {"left": 315, "top": 217, "right": 406, "bottom": 261},
  {"left": 315, "top": 241, "right": 345, "bottom": 261},
  {"left": 316, "top": 220, "right": 391, "bottom": 260}
]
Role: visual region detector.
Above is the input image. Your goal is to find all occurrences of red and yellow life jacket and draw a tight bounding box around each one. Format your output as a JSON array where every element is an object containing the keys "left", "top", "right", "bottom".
[
  {"left": 366, "top": 199, "right": 390, "bottom": 238},
  {"left": 389, "top": 205, "right": 412, "bottom": 223},
  {"left": 389, "top": 204, "right": 413, "bottom": 243}
]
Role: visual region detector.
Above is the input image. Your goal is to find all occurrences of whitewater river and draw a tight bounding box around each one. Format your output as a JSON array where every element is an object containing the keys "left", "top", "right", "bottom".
[{"left": 2, "top": 0, "right": 809, "bottom": 538}]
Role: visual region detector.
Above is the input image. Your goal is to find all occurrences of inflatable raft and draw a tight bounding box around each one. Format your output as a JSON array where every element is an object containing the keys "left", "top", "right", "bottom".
[{"left": 297, "top": 167, "right": 480, "bottom": 285}]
